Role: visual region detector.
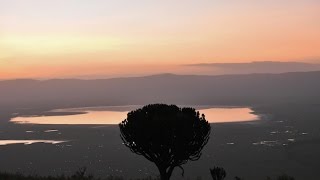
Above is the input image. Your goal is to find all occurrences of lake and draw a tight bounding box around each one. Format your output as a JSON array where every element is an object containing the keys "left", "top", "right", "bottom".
[
  {"left": 10, "top": 106, "right": 259, "bottom": 125},
  {"left": 0, "top": 140, "right": 66, "bottom": 146}
]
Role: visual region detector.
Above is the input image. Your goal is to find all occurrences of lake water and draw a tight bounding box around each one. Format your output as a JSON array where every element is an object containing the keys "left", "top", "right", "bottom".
[
  {"left": 10, "top": 106, "right": 259, "bottom": 125},
  {"left": 0, "top": 140, "right": 66, "bottom": 146}
]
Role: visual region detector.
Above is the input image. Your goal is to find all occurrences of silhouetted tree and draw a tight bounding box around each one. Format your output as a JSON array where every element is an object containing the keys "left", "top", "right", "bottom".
[
  {"left": 119, "top": 104, "right": 211, "bottom": 180},
  {"left": 210, "top": 167, "right": 226, "bottom": 180}
]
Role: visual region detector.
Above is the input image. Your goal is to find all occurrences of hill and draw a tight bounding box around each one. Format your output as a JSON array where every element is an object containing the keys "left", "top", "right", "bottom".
[
  {"left": 1, "top": 71, "right": 320, "bottom": 109},
  {"left": 187, "top": 61, "right": 320, "bottom": 75}
]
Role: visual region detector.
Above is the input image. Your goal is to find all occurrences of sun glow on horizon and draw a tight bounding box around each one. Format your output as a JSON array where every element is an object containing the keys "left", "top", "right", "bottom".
[
  {"left": 2, "top": 35, "right": 125, "bottom": 56},
  {"left": 1, "top": 0, "right": 320, "bottom": 79}
]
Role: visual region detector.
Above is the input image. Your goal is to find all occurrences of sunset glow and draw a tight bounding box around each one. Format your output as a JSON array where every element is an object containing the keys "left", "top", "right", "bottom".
[{"left": 1, "top": 0, "right": 319, "bottom": 79}]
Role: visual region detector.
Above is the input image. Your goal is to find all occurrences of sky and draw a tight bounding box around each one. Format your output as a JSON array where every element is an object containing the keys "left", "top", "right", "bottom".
[{"left": 0, "top": 0, "right": 320, "bottom": 79}]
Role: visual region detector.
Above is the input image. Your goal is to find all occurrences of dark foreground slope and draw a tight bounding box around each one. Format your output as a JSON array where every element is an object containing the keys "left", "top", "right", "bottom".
[
  {"left": 1, "top": 71, "right": 320, "bottom": 109},
  {"left": 0, "top": 171, "right": 296, "bottom": 180}
]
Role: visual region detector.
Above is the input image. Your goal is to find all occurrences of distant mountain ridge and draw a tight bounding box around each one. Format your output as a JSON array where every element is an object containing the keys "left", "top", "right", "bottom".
[
  {"left": 186, "top": 61, "right": 320, "bottom": 75},
  {"left": 1, "top": 71, "right": 320, "bottom": 109}
]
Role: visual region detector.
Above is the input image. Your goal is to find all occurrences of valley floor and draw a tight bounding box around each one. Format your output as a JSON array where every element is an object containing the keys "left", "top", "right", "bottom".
[{"left": 0, "top": 103, "right": 319, "bottom": 180}]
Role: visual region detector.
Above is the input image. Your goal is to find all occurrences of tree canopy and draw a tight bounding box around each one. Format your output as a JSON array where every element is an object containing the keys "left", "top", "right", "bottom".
[{"left": 119, "top": 104, "right": 211, "bottom": 180}]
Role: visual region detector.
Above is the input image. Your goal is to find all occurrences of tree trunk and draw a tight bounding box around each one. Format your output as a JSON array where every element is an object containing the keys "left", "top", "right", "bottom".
[
  {"left": 158, "top": 166, "right": 174, "bottom": 180},
  {"left": 160, "top": 172, "right": 169, "bottom": 180},
  {"left": 157, "top": 166, "right": 174, "bottom": 180},
  {"left": 159, "top": 168, "right": 169, "bottom": 180}
]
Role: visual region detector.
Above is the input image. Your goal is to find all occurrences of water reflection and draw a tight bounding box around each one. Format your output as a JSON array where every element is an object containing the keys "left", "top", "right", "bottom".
[
  {"left": 10, "top": 106, "right": 259, "bottom": 125},
  {"left": 0, "top": 140, "right": 66, "bottom": 146},
  {"left": 11, "top": 111, "right": 128, "bottom": 125},
  {"left": 200, "top": 108, "right": 258, "bottom": 123}
]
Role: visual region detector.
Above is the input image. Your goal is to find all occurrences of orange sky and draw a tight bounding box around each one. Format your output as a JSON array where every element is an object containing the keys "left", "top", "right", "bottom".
[{"left": 0, "top": 0, "right": 320, "bottom": 79}]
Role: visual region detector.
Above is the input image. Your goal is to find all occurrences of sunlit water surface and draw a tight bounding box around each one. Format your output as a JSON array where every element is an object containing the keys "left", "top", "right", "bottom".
[
  {"left": 10, "top": 106, "right": 259, "bottom": 125},
  {"left": 0, "top": 140, "right": 66, "bottom": 146}
]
